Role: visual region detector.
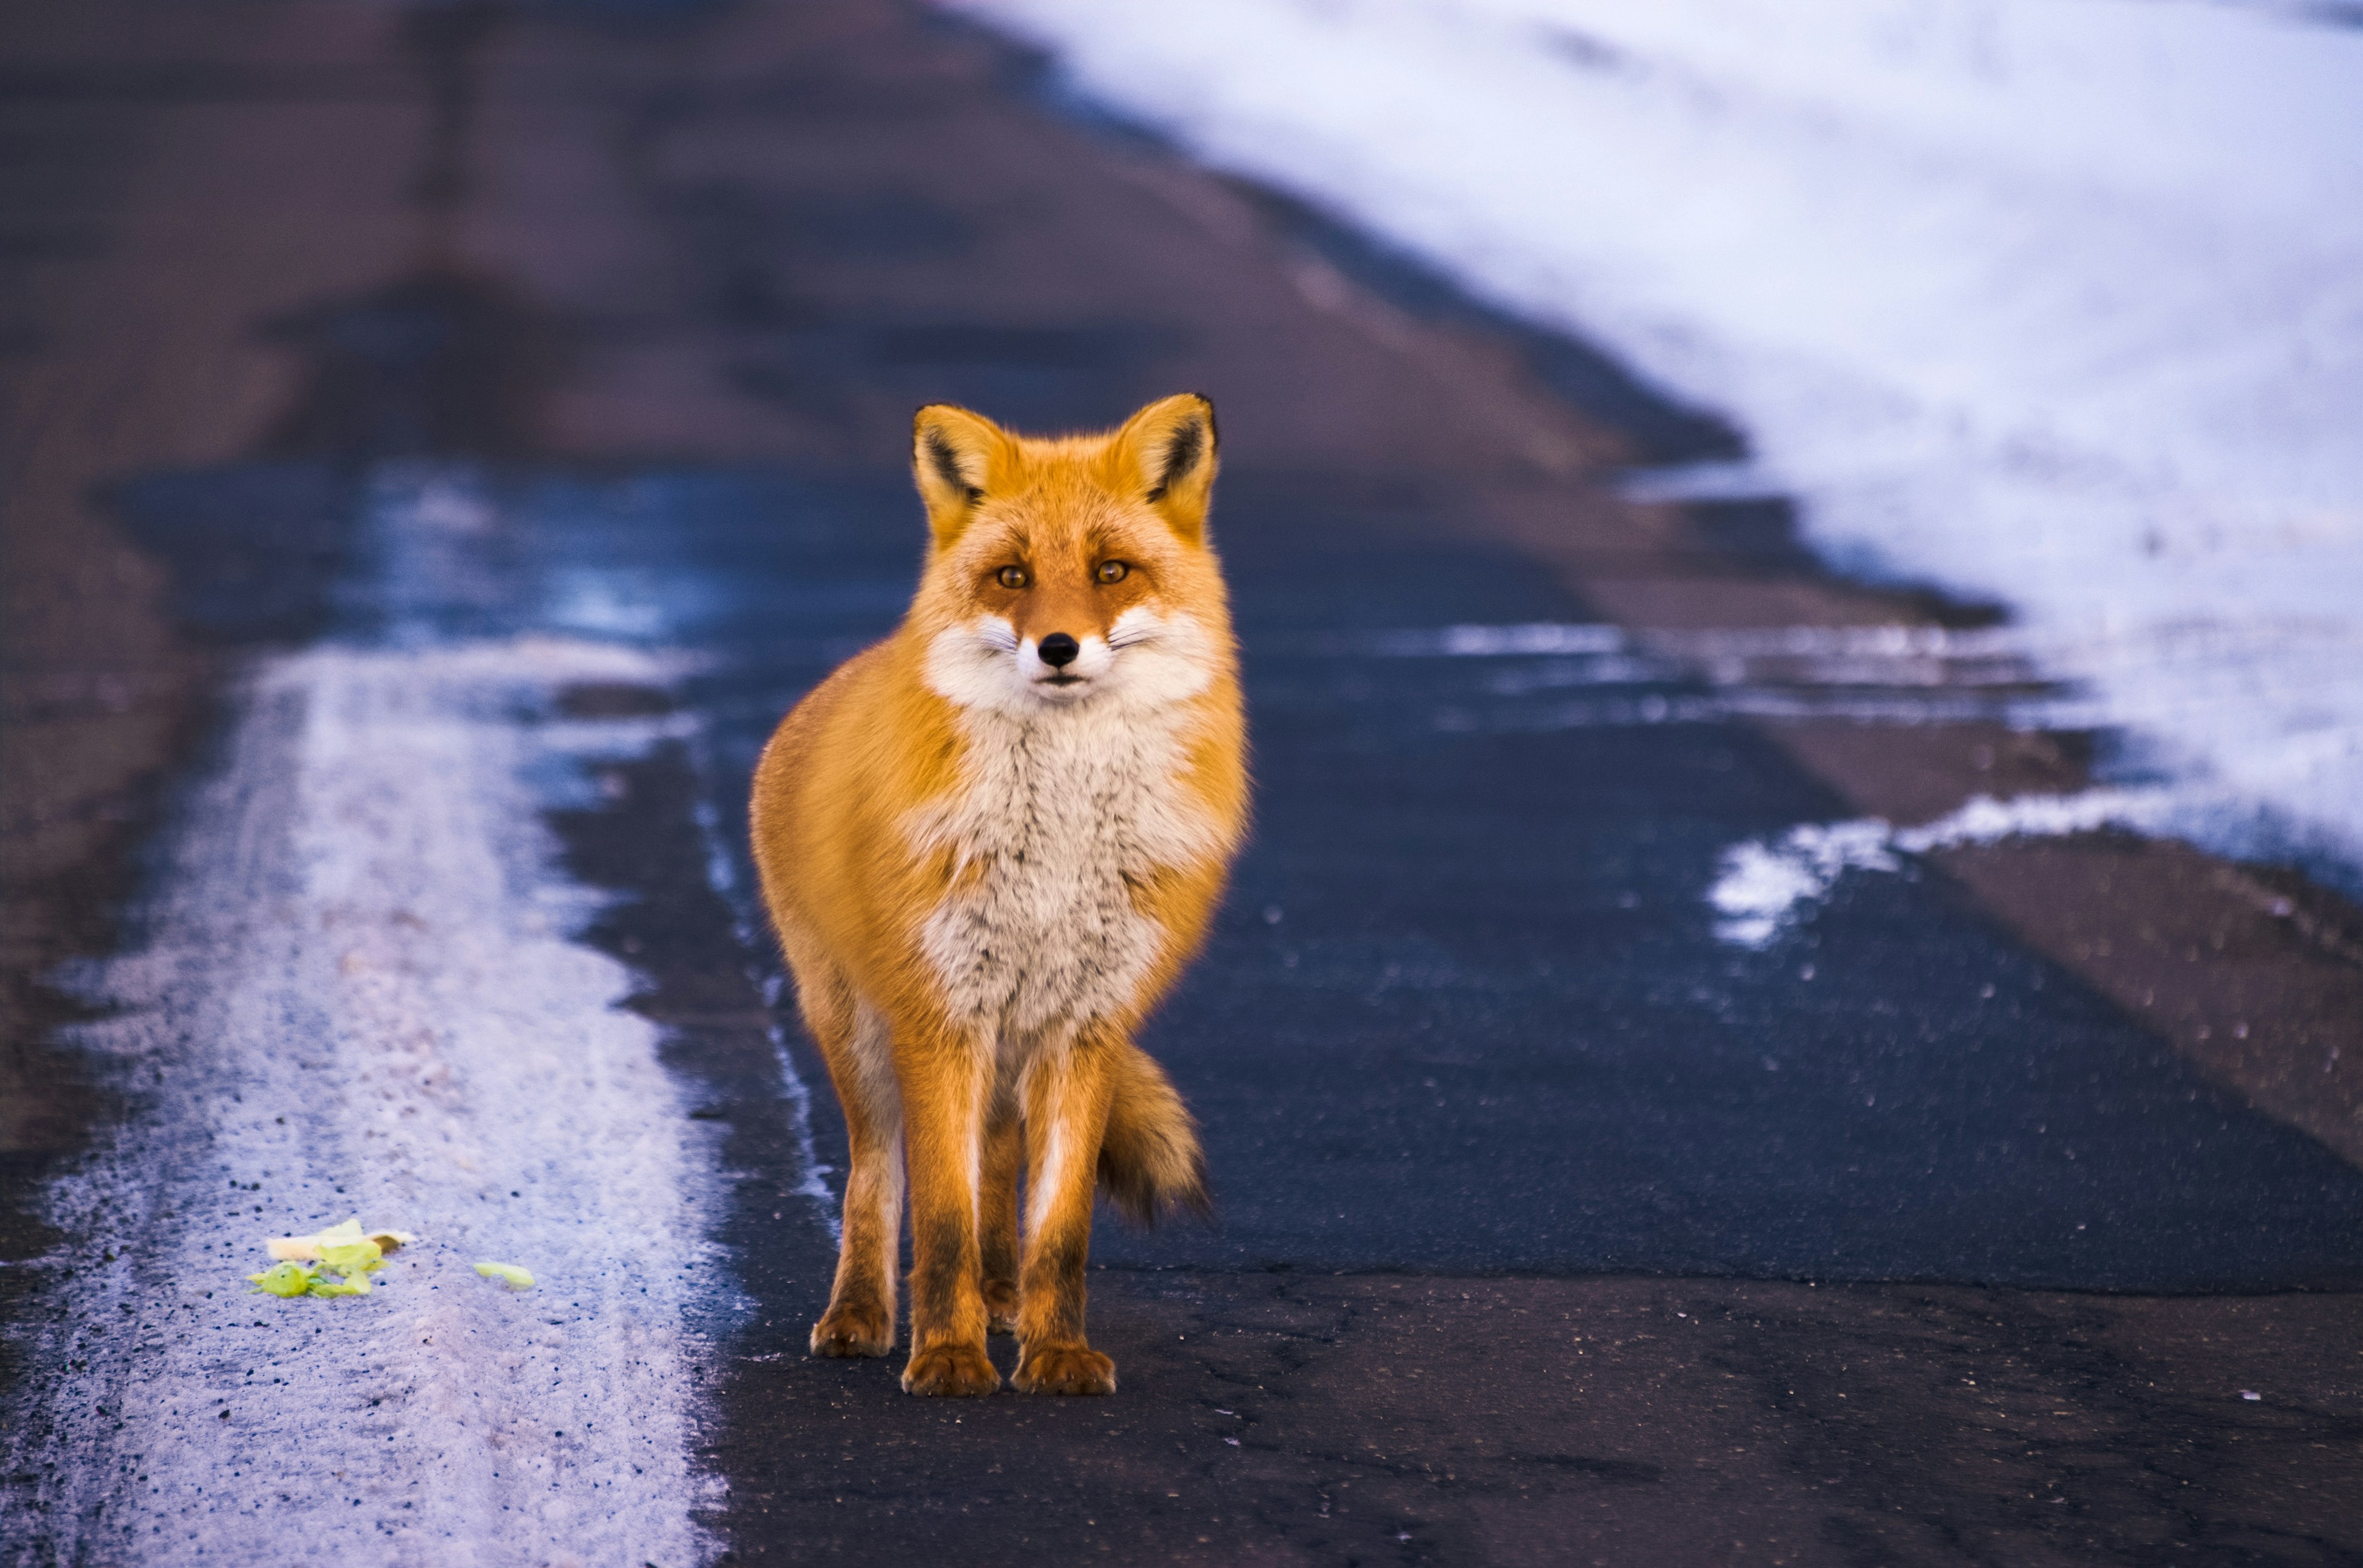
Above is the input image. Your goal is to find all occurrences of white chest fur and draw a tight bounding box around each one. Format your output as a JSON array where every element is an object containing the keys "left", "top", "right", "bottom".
[{"left": 908, "top": 698, "right": 1221, "bottom": 1039}]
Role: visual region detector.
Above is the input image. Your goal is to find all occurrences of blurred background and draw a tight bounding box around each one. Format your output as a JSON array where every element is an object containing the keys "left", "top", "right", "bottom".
[
  {"left": 974, "top": 0, "right": 2363, "bottom": 893},
  {"left": 4, "top": 2, "right": 2360, "bottom": 1563}
]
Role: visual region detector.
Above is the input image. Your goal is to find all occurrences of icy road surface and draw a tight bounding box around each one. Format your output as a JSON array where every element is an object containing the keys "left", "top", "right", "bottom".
[
  {"left": 953, "top": 0, "right": 2363, "bottom": 890},
  {"left": 2, "top": 484, "right": 727, "bottom": 1563}
]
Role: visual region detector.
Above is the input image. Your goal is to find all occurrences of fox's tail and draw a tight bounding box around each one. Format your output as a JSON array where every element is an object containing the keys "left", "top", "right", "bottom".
[{"left": 1097, "top": 1042, "right": 1212, "bottom": 1226}]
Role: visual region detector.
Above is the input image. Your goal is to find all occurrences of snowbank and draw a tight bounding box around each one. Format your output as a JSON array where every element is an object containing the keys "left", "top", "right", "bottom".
[{"left": 953, "top": 0, "right": 2363, "bottom": 881}]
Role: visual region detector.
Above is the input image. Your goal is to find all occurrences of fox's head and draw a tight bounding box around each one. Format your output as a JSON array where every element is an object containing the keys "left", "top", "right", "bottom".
[{"left": 908, "top": 394, "right": 1233, "bottom": 717}]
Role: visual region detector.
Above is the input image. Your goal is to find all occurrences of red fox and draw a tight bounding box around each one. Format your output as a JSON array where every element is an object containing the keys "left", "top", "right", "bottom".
[{"left": 750, "top": 394, "right": 1249, "bottom": 1396}]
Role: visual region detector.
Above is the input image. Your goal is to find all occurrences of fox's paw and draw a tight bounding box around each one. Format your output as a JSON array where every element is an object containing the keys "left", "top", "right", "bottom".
[
  {"left": 983, "top": 1279, "right": 1020, "bottom": 1337},
  {"left": 1014, "top": 1344, "right": 1116, "bottom": 1396},
  {"left": 901, "top": 1342, "right": 1001, "bottom": 1397},
  {"left": 809, "top": 1302, "right": 894, "bottom": 1359}
]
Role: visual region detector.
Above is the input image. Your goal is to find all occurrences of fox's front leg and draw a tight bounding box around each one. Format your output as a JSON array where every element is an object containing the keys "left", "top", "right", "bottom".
[
  {"left": 979, "top": 1102, "right": 1024, "bottom": 1335},
  {"left": 898, "top": 1035, "right": 1001, "bottom": 1396},
  {"left": 1014, "top": 1038, "right": 1118, "bottom": 1394}
]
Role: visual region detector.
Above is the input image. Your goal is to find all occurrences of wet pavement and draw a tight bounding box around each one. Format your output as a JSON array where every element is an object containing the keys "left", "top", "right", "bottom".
[
  {"left": 5, "top": 2, "right": 2361, "bottom": 1563},
  {"left": 209, "top": 460, "right": 2352, "bottom": 1292}
]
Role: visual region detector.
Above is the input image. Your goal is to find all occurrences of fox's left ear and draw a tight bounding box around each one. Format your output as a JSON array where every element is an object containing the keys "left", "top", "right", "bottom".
[{"left": 1111, "top": 393, "right": 1218, "bottom": 544}]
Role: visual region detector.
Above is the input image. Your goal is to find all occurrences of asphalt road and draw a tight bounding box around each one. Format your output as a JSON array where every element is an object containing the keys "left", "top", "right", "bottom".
[{"left": 5, "top": 2, "right": 2361, "bottom": 1563}]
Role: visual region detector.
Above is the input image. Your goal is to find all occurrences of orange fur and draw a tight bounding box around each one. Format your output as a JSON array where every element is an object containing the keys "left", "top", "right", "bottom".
[{"left": 751, "top": 394, "right": 1247, "bottom": 1396}]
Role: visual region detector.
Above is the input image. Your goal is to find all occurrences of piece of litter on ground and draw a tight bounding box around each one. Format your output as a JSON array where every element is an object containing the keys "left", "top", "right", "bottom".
[
  {"left": 247, "top": 1215, "right": 402, "bottom": 1299},
  {"left": 246, "top": 1260, "right": 375, "bottom": 1299},
  {"left": 2240, "top": 1390, "right": 2261, "bottom": 1401},
  {"left": 474, "top": 1260, "right": 535, "bottom": 1290},
  {"left": 266, "top": 1217, "right": 417, "bottom": 1262},
  {"left": 247, "top": 1262, "right": 315, "bottom": 1298}
]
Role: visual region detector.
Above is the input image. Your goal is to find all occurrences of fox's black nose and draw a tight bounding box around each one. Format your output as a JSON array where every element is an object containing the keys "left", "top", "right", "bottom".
[{"left": 1038, "top": 633, "right": 1080, "bottom": 668}]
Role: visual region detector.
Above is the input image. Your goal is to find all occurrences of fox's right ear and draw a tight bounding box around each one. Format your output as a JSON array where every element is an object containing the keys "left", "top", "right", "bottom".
[{"left": 913, "top": 404, "right": 1009, "bottom": 548}]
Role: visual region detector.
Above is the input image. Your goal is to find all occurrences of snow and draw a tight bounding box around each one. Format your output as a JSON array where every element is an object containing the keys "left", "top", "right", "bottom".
[
  {"left": 1711, "top": 820, "right": 1902, "bottom": 948},
  {"left": 1710, "top": 786, "right": 2183, "bottom": 946},
  {"left": 951, "top": 0, "right": 2363, "bottom": 885},
  {"left": 9, "top": 639, "right": 723, "bottom": 1564},
  {"left": 2, "top": 468, "right": 738, "bottom": 1564},
  {"left": 1335, "top": 618, "right": 2069, "bottom": 731}
]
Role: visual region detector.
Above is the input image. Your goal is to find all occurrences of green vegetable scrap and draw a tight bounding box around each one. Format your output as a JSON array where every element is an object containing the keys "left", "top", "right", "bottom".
[
  {"left": 247, "top": 1261, "right": 316, "bottom": 1298},
  {"left": 246, "top": 1216, "right": 399, "bottom": 1300},
  {"left": 473, "top": 1260, "right": 535, "bottom": 1290},
  {"left": 245, "top": 1259, "right": 372, "bottom": 1298}
]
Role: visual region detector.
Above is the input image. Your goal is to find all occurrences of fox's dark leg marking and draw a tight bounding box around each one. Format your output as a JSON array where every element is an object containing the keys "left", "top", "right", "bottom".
[
  {"left": 1020, "top": 1233, "right": 1090, "bottom": 1345},
  {"left": 1013, "top": 1039, "right": 1117, "bottom": 1395},
  {"left": 979, "top": 1105, "right": 1024, "bottom": 1335}
]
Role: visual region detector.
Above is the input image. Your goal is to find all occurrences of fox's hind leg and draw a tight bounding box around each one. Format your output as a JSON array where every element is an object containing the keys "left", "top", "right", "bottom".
[
  {"left": 807, "top": 990, "right": 902, "bottom": 1359},
  {"left": 978, "top": 1097, "right": 1024, "bottom": 1335},
  {"left": 1012, "top": 1034, "right": 1118, "bottom": 1395}
]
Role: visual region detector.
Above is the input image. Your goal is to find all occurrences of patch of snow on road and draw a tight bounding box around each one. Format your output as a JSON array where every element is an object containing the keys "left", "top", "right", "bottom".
[
  {"left": 1711, "top": 787, "right": 2181, "bottom": 946},
  {"left": 953, "top": 0, "right": 2363, "bottom": 884},
  {"left": 1335, "top": 618, "right": 2080, "bottom": 731},
  {"left": 7, "top": 637, "right": 723, "bottom": 1564},
  {"left": 1371, "top": 623, "right": 1628, "bottom": 657},
  {"left": 1711, "top": 820, "right": 1901, "bottom": 948}
]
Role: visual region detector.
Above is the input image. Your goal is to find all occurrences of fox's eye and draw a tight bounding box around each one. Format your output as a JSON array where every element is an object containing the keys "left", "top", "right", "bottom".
[
  {"left": 1095, "top": 561, "right": 1130, "bottom": 585},
  {"left": 996, "top": 566, "right": 1029, "bottom": 590}
]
